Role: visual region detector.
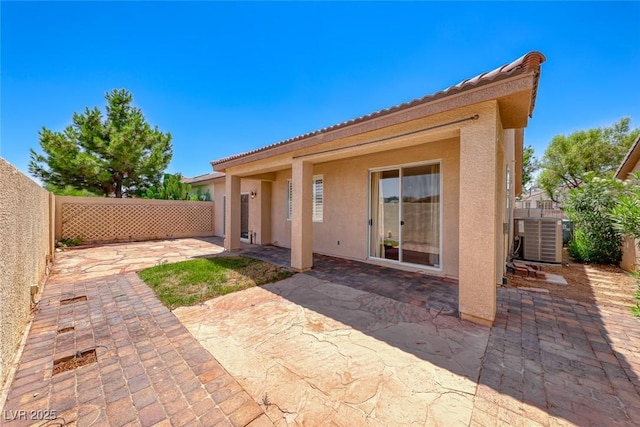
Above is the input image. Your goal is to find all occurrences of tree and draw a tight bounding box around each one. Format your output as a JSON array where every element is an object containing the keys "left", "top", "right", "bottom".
[
  {"left": 44, "top": 183, "right": 99, "bottom": 197},
  {"left": 143, "top": 173, "right": 192, "bottom": 200},
  {"left": 522, "top": 145, "right": 538, "bottom": 192},
  {"left": 538, "top": 118, "right": 639, "bottom": 202},
  {"left": 143, "top": 173, "right": 211, "bottom": 201},
  {"left": 29, "top": 89, "right": 172, "bottom": 198}
]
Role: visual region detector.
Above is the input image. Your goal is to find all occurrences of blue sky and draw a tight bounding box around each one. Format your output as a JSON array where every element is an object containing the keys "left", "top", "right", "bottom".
[{"left": 2, "top": 1, "right": 639, "bottom": 180}]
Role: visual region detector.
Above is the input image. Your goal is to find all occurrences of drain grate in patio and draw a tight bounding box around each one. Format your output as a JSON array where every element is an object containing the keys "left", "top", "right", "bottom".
[
  {"left": 60, "top": 295, "right": 87, "bottom": 305},
  {"left": 53, "top": 349, "right": 97, "bottom": 375}
]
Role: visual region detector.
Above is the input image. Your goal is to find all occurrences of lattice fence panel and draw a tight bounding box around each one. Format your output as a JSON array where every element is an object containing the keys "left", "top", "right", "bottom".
[{"left": 60, "top": 202, "right": 214, "bottom": 243}]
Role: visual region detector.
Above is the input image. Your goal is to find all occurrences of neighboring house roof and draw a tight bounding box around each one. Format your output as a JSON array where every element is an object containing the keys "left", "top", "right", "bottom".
[
  {"left": 615, "top": 134, "right": 640, "bottom": 180},
  {"left": 212, "top": 51, "right": 545, "bottom": 169},
  {"left": 518, "top": 189, "right": 551, "bottom": 202},
  {"left": 183, "top": 172, "right": 226, "bottom": 184}
]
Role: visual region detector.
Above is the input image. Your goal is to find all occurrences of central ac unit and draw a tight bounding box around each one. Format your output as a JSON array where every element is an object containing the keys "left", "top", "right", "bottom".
[{"left": 515, "top": 218, "right": 562, "bottom": 263}]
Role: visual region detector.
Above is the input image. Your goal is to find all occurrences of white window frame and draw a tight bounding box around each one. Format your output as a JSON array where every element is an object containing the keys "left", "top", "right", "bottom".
[{"left": 286, "top": 175, "right": 324, "bottom": 222}]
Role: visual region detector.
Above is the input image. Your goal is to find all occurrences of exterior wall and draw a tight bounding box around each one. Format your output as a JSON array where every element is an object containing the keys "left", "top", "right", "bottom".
[
  {"left": 313, "top": 138, "right": 460, "bottom": 277},
  {"left": 496, "top": 122, "right": 515, "bottom": 284},
  {"left": 619, "top": 157, "right": 640, "bottom": 272},
  {"left": 55, "top": 196, "right": 215, "bottom": 244},
  {"left": 264, "top": 138, "right": 460, "bottom": 277},
  {"left": 0, "top": 159, "right": 53, "bottom": 387},
  {"left": 271, "top": 170, "right": 292, "bottom": 247},
  {"left": 213, "top": 181, "right": 226, "bottom": 237},
  {"left": 212, "top": 179, "right": 268, "bottom": 244},
  {"left": 258, "top": 181, "right": 272, "bottom": 245},
  {"left": 244, "top": 179, "right": 263, "bottom": 244},
  {"left": 620, "top": 236, "right": 639, "bottom": 272}
]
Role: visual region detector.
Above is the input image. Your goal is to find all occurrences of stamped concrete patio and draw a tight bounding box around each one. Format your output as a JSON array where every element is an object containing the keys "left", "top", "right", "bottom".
[{"left": 2, "top": 238, "right": 639, "bottom": 426}]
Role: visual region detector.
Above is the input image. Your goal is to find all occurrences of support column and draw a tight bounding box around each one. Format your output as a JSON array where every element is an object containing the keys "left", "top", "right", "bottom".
[
  {"left": 291, "top": 160, "right": 313, "bottom": 272},
  {"left": 224, "top": 174, "right": 241, "bottom": 251},
  {"left": 458, "top": 104, "right": 499, "bottom": 326}
]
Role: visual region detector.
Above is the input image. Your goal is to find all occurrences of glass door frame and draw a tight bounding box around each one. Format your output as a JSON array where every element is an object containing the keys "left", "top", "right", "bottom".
[{"left": 367, "top": 159, "right": 443, "bottom": 272}]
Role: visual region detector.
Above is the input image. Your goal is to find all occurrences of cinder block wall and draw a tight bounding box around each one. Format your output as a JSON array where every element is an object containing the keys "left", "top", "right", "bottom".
[{"left": 0, "top": 158, "right": 53, "bottom": 388}]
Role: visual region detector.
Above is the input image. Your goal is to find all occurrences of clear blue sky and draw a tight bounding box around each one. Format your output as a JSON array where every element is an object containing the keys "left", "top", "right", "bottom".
[{"left": 2, "top": 1, "right": 639, "bottom": 180}]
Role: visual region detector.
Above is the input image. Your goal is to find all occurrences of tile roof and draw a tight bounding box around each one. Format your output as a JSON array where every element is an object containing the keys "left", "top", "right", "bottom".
[
  {"left": 212, "top": 51, "right": 545, "bottom": 167},
  {"left": 182, "top": 171, "right": 226, "bottom": 184}
]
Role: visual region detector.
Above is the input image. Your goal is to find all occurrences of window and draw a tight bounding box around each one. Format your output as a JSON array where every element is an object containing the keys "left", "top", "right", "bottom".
[
  {"left": 286, "top": 180, "right": 293, "bottom": 220},
  {"left": 286, "top": 175, "right": 323, "bottom": 222},
  {"left": 313, "top": 175, "right": 323, "bottom": 222}
]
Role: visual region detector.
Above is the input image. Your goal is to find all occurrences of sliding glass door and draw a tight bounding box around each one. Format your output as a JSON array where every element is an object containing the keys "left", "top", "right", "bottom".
[
  {"left": 369, "top": 170, "right": 400, "bottom": 260},
  {"left": 369, "top": 162, "right": 441, "bottom": 268}
]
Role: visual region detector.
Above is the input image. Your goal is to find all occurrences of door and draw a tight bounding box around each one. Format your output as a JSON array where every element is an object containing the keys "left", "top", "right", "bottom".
[
  {"left": 240, "top": 194, "right": 249, "bottom": 241},
  {"left": 369, "top": 170, "right": 400, "bottom": 261},
  {"left": 369, "top": 163, "right": 441, "bottom": 268},
  {"left": 401, "top": 164, "right": 440, "bottom": 267}
]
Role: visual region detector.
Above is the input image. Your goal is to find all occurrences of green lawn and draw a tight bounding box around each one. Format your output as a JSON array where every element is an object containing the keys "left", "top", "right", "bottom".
[{"left": 138, "top": 256, "right": 292, "bottom": 309}]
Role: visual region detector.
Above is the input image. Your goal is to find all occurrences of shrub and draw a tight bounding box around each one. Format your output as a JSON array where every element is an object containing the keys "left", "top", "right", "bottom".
[
  {"left": 609, "top": 172, "right": 640, "bottom": 315},
  {"left": 564, "top": 173, "right": 623, "bottom": 264},
  {"left": 568, "top": 228, "right": 621, "bottom": 264}
]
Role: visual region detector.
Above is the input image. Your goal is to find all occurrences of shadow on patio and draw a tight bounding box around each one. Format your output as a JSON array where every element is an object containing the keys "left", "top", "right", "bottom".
[{"left": 241, "top": 245, "right": 640, "bottom": 426}]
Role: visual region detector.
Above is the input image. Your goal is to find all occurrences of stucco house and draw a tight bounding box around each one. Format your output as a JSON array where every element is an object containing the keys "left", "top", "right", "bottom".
[
  {"left": 615, "top": 134, "right": 640, "bottom": 272},
  {"left": 210, "top": 51, "right": 546, "bottom": 325},
  {"left": 183, "top": 172, "right": 225, "bottom": 201},
  {"left": 515, "top": 188, "right": 554, "bottom": 210}
]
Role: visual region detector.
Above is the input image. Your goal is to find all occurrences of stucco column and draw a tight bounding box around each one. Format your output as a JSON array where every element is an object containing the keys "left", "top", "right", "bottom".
[
  {"left": 224, "top": 174, "right": 241, "bottom": 251},
  {"left": 458, "top": 105, "right": 499, "bottom": 326},
  {"left": 291, "top": 160, "right": 313, "bottom": 272}
]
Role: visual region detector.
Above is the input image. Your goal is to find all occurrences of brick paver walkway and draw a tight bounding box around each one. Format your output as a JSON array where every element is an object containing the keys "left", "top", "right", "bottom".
[
  {"left": 472, "top": 289, "right": 640, "bottom": 427},
  {"left": 2, "top": 271, "right": 270, "bottom": 427}
]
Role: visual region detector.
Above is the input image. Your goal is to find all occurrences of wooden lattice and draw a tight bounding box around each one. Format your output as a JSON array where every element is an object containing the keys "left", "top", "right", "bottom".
[{"left": 60, "top": 202, "right": 214, "bottom": 243}]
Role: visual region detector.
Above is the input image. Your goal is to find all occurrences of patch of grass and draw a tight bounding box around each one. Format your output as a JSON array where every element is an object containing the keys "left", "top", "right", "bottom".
[{"left": 138, "top": 256, "right": 292, "bottom": 309}]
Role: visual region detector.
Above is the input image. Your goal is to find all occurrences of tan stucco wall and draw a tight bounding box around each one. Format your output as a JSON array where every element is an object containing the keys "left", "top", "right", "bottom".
[
  {"left": 0, "top": 159, "right": 53, "bottom": 387},
  {"left": 213, "top": 181, "right": 226, "bottom": 237},
  {"left": 270, "top": 170, "right": 292, "bottom": 247},
  {"left": 213, "top": 179, "right": 268, "bottom": 244},
  {"left": 264, "top": 138, "right": 460, "bottom": 276},
  {"left": 619, "top": 157, "right": 640, "bottom": 272},
  {"left": 620, "top": 236, "right": 639, "bottom": 272},
  {"left": 503, "top": 129, "right": 517, "bottom": 275}
]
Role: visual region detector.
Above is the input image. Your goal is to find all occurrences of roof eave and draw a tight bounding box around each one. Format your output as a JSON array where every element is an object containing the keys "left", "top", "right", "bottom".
[{"left": 615, "top": 135, "right": 640, "bottom": 179}]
